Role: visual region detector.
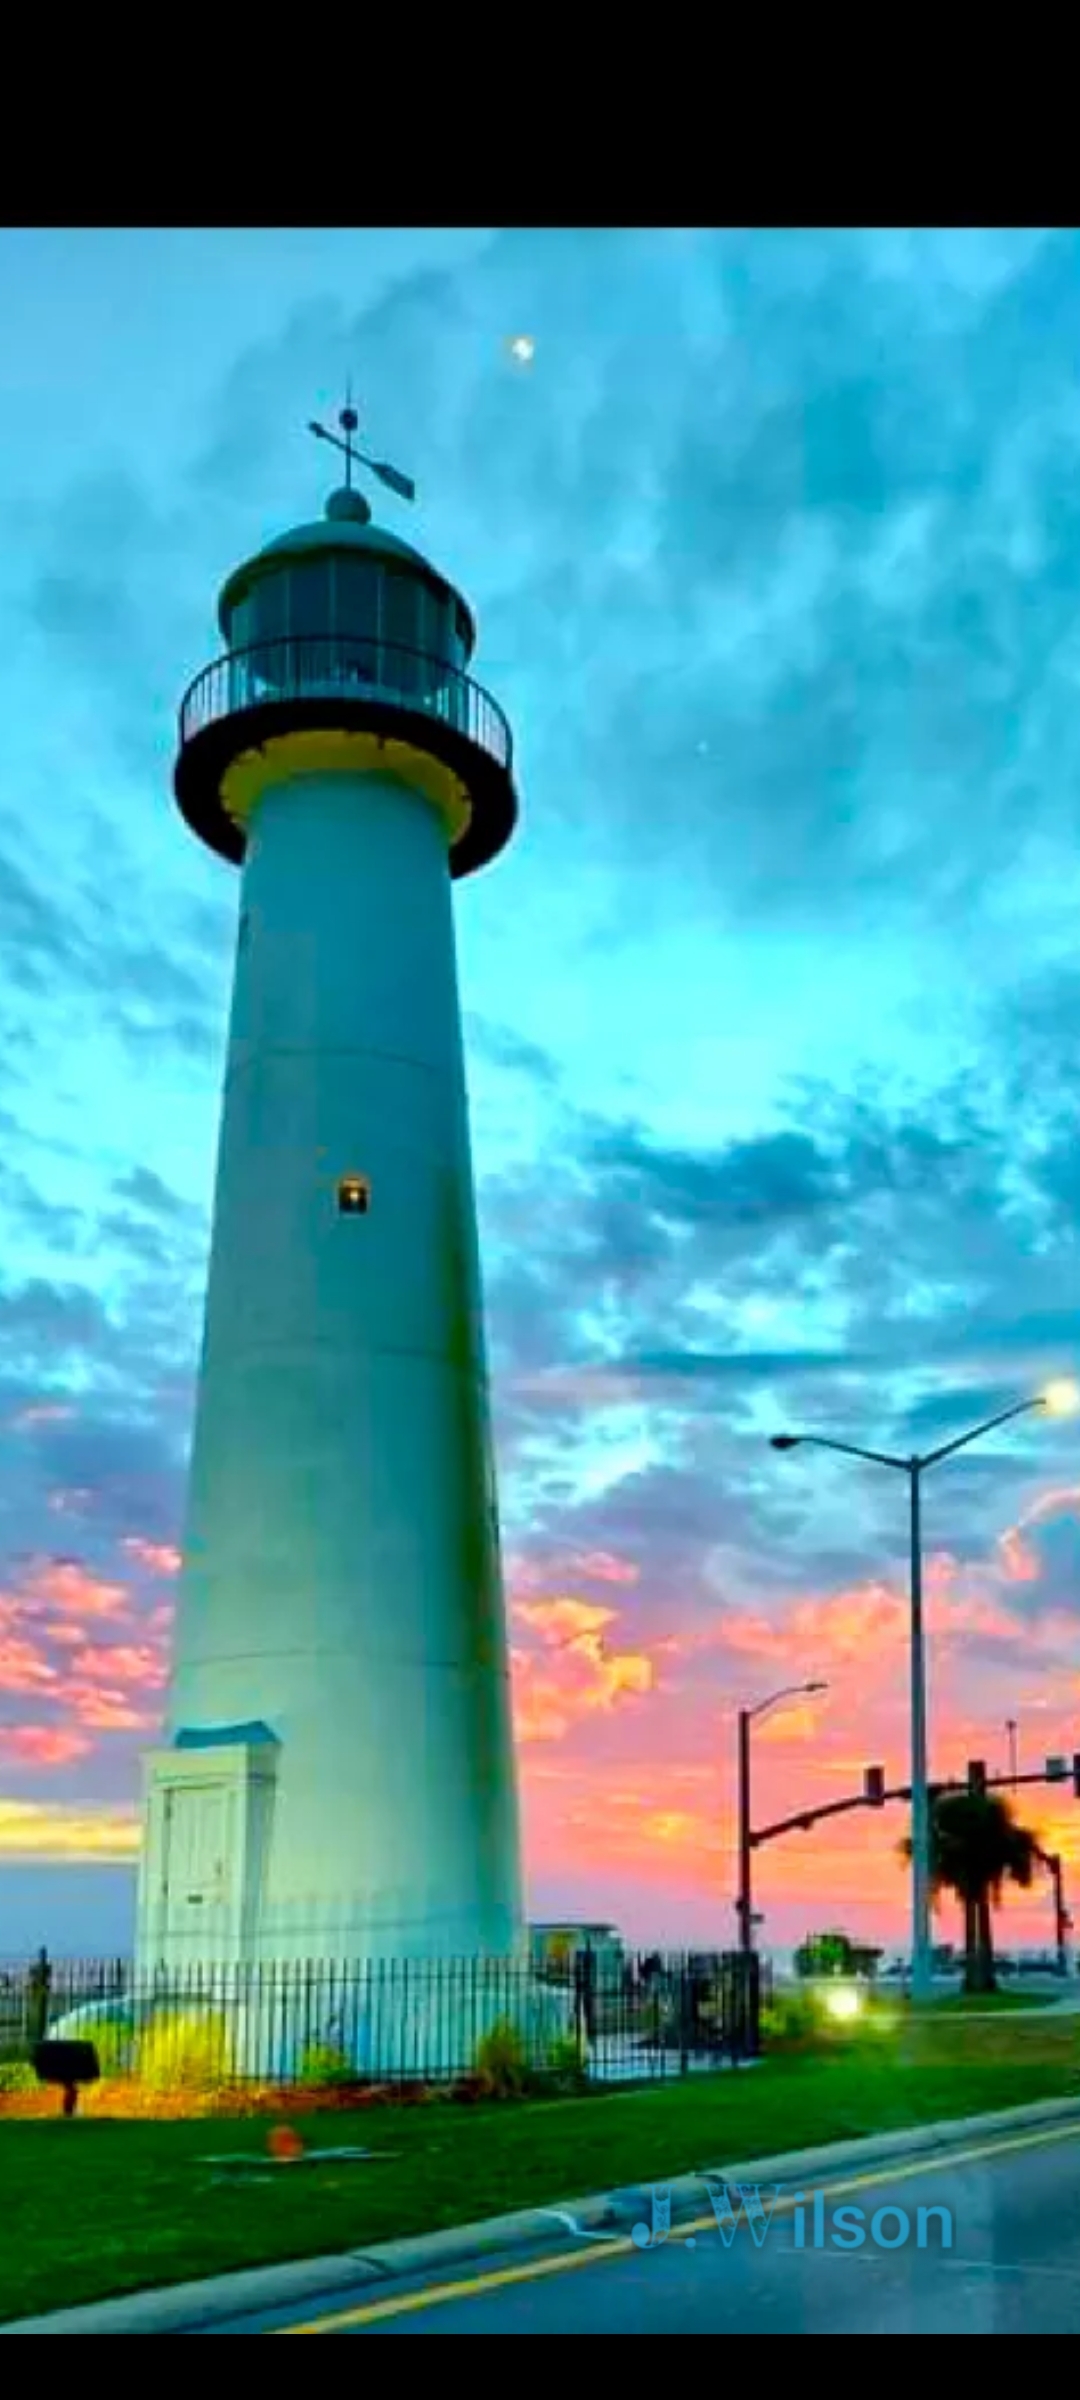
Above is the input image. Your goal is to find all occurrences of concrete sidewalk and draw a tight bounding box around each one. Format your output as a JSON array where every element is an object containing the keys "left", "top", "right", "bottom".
[{"left": 6, "top": 2091, "right": 1080, "bottom": 2337}]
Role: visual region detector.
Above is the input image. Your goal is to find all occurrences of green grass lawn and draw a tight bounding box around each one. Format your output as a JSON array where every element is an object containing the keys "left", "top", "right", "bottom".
[
  {"left": 918, "top": 1988, "right": 1065, "bottom": 2013},
  {"left": 1, "top": 2016, "right": 1077, "bottom": 2326}
]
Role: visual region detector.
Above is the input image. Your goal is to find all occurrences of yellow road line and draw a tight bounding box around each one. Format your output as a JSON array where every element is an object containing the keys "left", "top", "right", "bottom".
[{"left": 276, "top": 2118, "right": 1080, "bottom": 2335}]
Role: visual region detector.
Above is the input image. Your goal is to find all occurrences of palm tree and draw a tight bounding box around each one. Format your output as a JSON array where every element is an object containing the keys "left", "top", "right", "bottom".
[{"left": 901, "top": 1790, "right": 1040, "bottom": 1994}]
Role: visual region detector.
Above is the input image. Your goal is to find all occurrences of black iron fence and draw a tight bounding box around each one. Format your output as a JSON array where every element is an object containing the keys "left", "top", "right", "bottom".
[
  {"left": 179, "top": 635, "right": 513, "bottom": 771},
  {"left": 0, "top": 1947, "right": 766, "bottom": 2090}
]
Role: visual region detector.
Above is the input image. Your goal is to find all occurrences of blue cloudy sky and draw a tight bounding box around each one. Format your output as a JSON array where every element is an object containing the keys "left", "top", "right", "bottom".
[{"left": 1, "top": 225, "right": 1079, "bottom": 1959}]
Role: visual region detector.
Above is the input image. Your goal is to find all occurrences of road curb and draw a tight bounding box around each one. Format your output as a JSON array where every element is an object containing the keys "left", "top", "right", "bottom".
[
  {"left": 0, "top": 2253, "right": 388, "bottom": 2339},
  {"left": 6, "top": 2090, "right": 1080, "bottom": 2334},
  {"left": 696, "top": 2092, "right": 1080, "bottom": 2195}
]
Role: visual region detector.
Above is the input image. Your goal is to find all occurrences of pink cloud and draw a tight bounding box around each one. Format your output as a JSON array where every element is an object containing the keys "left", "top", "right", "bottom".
[
  {"left": 69, "top": 1643, "right": 168, "bottom": 1691},
  {"left": 568, "top": 1552, "right": 641, "bottom": 1586},
  {"left": 120, "top": 1537, "right": 182, "bottom": 1577},
  {"left": 23, "top": 1559, "right": 130, "bottom": 1621},
  {"left": 0, "top": 1637, "right": 58, "bottom": 1694},
  {"left": 999, "top": 1527, "right": 1040, "bottom": 1583},
  {"left": 0, "top": 1725, "right": 92, "bottom": 1766},
  {"left": 59, "top": 1682, "right": 160, "bottom": 1733}
]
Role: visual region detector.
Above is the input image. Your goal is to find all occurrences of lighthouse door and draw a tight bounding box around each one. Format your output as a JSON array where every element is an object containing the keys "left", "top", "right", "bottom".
[{"left": 160, "top": 1780, "right": 234, "bottom": 1956}]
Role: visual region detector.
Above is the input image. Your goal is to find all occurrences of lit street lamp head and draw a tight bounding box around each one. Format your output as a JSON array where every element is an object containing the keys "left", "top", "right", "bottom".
[
  {"left": 770, "top": 1434, "right": 801, "bottom": 1450},
  {"left": 1039, "top": 1377, "right": 1080, "bottom": 1417}
]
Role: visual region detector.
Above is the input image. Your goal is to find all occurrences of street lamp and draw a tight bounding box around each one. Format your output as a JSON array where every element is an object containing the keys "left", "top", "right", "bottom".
[
  {"left": 737, "top": 1681, "right": 828, "bottom": 1958},
  {"left": 769, "top": 1379, "right": 1079, "bottom": 2005}
]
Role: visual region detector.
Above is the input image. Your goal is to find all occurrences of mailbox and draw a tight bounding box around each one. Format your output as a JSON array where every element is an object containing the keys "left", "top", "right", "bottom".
[{"left": 33, "top": 2039, "right": 100, "bottom": 2117}]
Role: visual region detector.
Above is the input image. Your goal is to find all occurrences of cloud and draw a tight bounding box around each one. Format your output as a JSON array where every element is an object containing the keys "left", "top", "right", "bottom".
[
  {"left": 6, "top": 230, "right": 1080, "bottom": 1944},
  {"left": 510, "top": 1592, "right": 656, "bottom": 1744},
  {"left": 0, "top": 1636, "right": 59, "bottom": 1693},
  {"left": 120, "top": 1536, "right": 181, "bottom": 1576},
  {"left": 0, "top": 1726, "right": 92, "bottom": 1767},
  {"left": 59, "top": 1682, "right": 160, "bottom": 1734},
  {"left": 67, "top": 1643, "right": 167, "bottom": 1690},
  {"left": 0, "top": 1799, "right": 139, "bottom": 1862},
  {"left": 21, "top": 1559, "right": 131, "bottom": 1622},
  {"left": 0, "top": 813, "right": 227, "bottom": 1076},
  {"left": 465, "top": 1014, "right": 562, "bottom": 1088}
]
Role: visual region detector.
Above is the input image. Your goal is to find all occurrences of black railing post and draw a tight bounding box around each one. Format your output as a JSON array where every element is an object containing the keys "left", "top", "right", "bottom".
[{"left": 26, "top": 1946, "right": 51, "bottom": 2046}]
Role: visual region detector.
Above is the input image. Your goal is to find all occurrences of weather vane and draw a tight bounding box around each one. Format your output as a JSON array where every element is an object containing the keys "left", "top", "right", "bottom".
[{"left": 308, "top": 385, "right": 416, "bottom": 505}]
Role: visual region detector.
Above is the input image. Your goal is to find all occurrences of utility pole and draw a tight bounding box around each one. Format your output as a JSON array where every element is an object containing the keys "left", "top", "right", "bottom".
[
  {"left": 1006, "top": 1718, "right": 1018, "bottom": 1788},
  {"left": 909, "top": 1462, "right": 931, "bottom": 2002},
  {"left": 737, "top": 1708, "right": 752, "bottom": 1956},
  {"left": 1045, "top": 1852, "right": 1070, "bottom": 1977}
]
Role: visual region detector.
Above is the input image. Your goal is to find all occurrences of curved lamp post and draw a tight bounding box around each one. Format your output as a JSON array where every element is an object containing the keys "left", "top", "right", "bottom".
[
  {"left": 737, "top": 1680, "right": 828, "bottom": 1956},
  {"left": 769, "top": 1379, "right": 1079, "bottom": 2004}
]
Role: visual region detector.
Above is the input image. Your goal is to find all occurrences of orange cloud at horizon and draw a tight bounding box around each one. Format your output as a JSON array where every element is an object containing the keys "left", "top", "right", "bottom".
[
  {"left": 0, "top": 1799, "right": 139, "bottom": 1862},
  {"left": 0, "top": 1468, "right": 1074, "bottom": 1941},
  {"left": 519, "top": 1741, "right": 1079, "bottom": 1951},
  {"left": 505, "top": 1493, "right": 1080, "bottom": 1946}
]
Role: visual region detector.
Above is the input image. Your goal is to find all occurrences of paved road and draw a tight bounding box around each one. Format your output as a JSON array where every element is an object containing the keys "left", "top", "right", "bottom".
[{"left": 217, "top": 2122, "right": 1080, "bottom": 2336}]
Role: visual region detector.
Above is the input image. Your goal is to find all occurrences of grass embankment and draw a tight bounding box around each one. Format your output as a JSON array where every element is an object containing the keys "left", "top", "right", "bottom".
[{"left": 2, "top": 2011, "right": 1077, "bottom": 2326}]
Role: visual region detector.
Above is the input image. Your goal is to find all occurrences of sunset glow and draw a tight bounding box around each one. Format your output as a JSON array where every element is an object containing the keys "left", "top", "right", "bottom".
[{"left": 1, "top": 227, "right": 1080, "bottom": 1959}]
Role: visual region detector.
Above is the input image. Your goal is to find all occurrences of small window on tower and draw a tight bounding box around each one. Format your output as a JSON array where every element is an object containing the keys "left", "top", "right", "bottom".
[{"left": 337, "top": 1173, "right": 370, "bottom": 1215}]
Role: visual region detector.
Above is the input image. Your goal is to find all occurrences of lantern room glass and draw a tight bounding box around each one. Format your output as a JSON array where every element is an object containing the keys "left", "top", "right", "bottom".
[{"left": 223, "top": 554, "right": 468, "bottom": 717}]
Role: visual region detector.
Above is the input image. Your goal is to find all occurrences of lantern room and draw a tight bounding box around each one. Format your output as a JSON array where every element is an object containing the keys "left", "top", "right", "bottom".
[
  {"left": 174, "top": 485, "right": 517, "bottom": 879},
  {"left": 217, "top": 485, "right": 476, "bottom": 685}
]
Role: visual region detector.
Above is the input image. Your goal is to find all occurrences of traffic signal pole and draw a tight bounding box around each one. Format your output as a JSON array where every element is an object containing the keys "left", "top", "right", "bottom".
[{"left": 748, "top": 1756, "right": 1079, "bottom": 1973}]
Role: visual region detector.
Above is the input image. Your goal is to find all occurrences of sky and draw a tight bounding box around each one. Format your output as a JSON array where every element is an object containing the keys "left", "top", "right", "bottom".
[{"left": 0, "top": 224, "right": 1079, "bottom": 1964}]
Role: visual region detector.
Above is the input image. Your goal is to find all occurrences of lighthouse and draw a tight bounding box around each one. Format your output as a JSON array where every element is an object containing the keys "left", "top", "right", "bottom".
[{"left": 137, "top": 411, "right": 523, "bottom": 1969}]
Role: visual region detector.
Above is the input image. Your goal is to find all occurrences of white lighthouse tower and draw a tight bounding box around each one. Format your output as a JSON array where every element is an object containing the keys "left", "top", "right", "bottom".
[{"left": 138, "top": 410, "right": 523, "bottom": 1970}]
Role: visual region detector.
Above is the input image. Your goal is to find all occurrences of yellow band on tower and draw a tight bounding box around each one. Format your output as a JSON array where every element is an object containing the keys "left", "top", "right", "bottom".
[{"left": 219, "top": 729, "right": 472, "bottom": 847}]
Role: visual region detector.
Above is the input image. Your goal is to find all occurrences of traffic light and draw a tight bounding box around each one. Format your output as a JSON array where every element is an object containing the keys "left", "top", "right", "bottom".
[
  {"left": 968, "top": 1759, "right": 987, "bottom": 1795},
  {"left": 1073, "top": 1752, "right": 1080, "bottom": 1798},
  {"left": 864, "top": 1765, "right": 885, "bottom": 1807}
]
